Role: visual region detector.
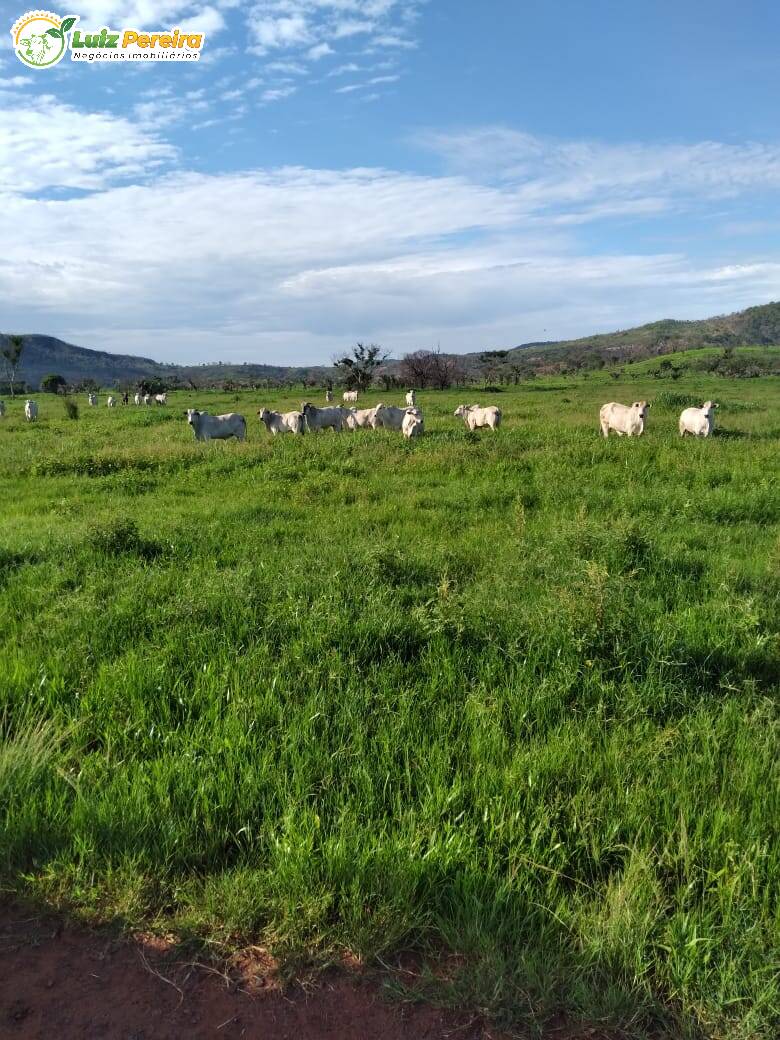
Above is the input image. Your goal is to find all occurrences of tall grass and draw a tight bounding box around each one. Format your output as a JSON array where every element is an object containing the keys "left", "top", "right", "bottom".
[{"left": 0, "top": 373, "right": 777, "bottom": 1037}]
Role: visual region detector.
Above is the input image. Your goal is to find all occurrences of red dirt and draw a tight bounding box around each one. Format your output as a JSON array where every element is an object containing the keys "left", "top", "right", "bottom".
[{"left": 1, "top": 902, "right": 511, "bottom": 1040}]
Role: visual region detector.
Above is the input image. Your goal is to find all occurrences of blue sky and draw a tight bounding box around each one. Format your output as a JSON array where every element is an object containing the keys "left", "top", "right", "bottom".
[{"left": 2, "top": 1, "right": 780, "bottom": 364}]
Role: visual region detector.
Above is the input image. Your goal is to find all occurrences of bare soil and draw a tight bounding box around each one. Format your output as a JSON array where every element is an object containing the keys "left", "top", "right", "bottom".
[{"left": 2, "top": 902, "right": 515, "bottom": 1040}]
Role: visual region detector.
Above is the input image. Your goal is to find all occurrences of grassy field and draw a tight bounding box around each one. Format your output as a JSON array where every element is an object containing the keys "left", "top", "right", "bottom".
[{"left": 1, "top": 373, "right": 778, "bottom": 1038}]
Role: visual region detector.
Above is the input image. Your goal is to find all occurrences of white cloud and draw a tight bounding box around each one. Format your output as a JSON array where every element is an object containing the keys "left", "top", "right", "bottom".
[
  {"left": 4, "top": 97, "right": 780, "bottom": 364},
  {"left": 261, "top": 86, "right": 297, "bottom": 101},
  {"left": 307, "top": 42, "right": 334, "bottom": 59},
  {"left": 0, "top": 98, "right": 175, "bottom": 193},
  {"left": 75, "top": 2, "right": 226, "bottom": 33}
]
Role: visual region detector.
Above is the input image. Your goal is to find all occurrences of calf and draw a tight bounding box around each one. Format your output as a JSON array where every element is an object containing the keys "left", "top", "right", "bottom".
[
  {"left": 24, "top": 399, "right": 38, "bottom": 422},
  {"left": 679, "top": 401, "right": 718, "bottom": 437},
  {"left": 454, "top": 404, "right": 502, "bottom": 431},
  {"left": 107, "top": 396, "right": 116, "bottom": 408},
  {"left": 257, "top": 407, "right": 305, "bottom": 435},
  {"left": 402, "top": 409, "right": 424, "bottom": 439},
  {"left": 405, "top": 389, "right": 416, "bottom": 407}
]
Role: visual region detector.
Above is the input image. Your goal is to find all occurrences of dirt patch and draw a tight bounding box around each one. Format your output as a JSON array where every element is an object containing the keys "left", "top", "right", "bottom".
[{"left": 1, "top": 902, "right": 510, "bottom": 1040}]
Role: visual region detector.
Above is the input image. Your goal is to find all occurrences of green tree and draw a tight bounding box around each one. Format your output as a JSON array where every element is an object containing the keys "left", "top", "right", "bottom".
[
  {"left": 333, "top": 342, "right": 387, "bottom": 392},
  {"left": 41, "top": 373, "right": 67, "bottom": 394},
  {"left": 1, "top": 334, "right": 25, "bottom": 398}
]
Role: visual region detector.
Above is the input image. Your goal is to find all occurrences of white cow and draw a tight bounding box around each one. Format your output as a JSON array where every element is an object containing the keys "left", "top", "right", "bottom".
[
  {"left": 405, "top": 389, "right": 416, "bottom": 407},
  {"left": 325, "top": 389, "right": 333, "bottom": 403},
  {"left": 186, "top": 409, "right": 246, "bottom": 442},
  {"left": 143, "top": 394, "right": 152, "bottom": 406},
  {"left": 343, "top": 389, "right": 359, "bottom": 404},
  {"left": 301, "top": 402, "right": 345, "bottom": 432},
  {"left": 134, "top": 393, "right": 141, "bottom": 406},
  {"left": 257, "top": 407, "right": 305, "bottom": 435},
  {"left": 679, "top": 401, "right": 718, "bottom": 438},
  {"left": 599, "top": 401, "right": 648, "bottom": 438},
  {"left": 24, "top": 400, "right": 38, "bottom": 422},
  {"left": 154, "top": 393, "right": 167, "bottom": 406},
  {"left": 370, "top": 403, "right": 422, "bottom": 431},
  {"left": 107, "top": 396, "right": 116, "bottom": 408},
  {"left": 454, "top": 404, "right": 502, "bottom": 431},
  {"left": 344, "top": 406, "right": 378, "bottom": 430},
  {"left": 0, "top": 401, "right": 5, "bottom": 418},
  {"left": 88, "top": 393, "right": 98, "bottom": 407},
  {"left": 402, "top": 409, "right": 424, "bottom": 439}
]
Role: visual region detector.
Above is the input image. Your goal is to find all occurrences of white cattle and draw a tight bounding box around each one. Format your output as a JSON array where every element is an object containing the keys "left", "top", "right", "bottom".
[
  {"left": 325, "top": 389, "right": 333, "bottom": 403},
  {"left": 154, "top": 393, "right": 167, "bottom": 406},
  {"left": 257, "top": 407, "right": 305, "bottom": 435},
  {"left": 343, "top": 389, "right": 359, "bottom": 403},
  {"left": 402, "top": 409, "right": 424, "bottom": 439},
  {"left": 370, "top": 403, "right": 421, "bottom": 431},
  {"left": 0, "top": 401, "right": 5, "bottom": 418},
  {"left": 107, "top": 396, "right": 116, "bottom": 408},
  {"left": 24, "top": 400, "right": 38, "bottom": 422},
  {"left": 344, "top": 406, "right": 377, "bottom": 430},
  {"left": 186, "top": 409, "right": 246, "bottom": 442},
  {"left": 679, "top": 401, "right": 718, "bottom": 438},
  {"left": 599, "top": 401, "right": 648, "bottom": 438},
  {"left": 405, "top": 389, "right": 416, "bottom": 407},
  {"left": 301, "top": 402, "right": 345, "bottom": 432},
  {"left": 454, "top": 403, "right": 502, "bottom": 431},
  {"left": 143, "top": 394, "right": 151, "bottom": 406},
  {"left": 88, "top": 393, "right": 98, "bottom": 407},
  {"left": 134, "top": 393, "right": 141, "bottom": 406}
]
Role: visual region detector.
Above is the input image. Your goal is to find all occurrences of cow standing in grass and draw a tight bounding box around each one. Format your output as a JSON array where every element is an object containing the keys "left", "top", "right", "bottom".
[
  {"left": 679, "top": 401, "right": 718, "bottom": 437},
  {"left": 186, "top": 409, "right": 246, "bottom": 442},
  {"left": 599, "top": 401, "right": 648, "bottom": 438}
]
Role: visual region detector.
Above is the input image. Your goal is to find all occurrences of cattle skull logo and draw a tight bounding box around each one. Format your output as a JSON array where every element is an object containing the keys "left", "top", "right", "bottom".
[{"left": 11, "top": 11, "right": 77, "bottom": 69}]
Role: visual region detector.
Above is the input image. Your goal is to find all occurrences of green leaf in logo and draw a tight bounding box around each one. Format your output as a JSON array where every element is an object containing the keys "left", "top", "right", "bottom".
[
  {"left": 46, "top": 27, "right": 62, "bottom": 38},
  {"left": 60, "top": 17, "right": 77, "bottom": 33}
]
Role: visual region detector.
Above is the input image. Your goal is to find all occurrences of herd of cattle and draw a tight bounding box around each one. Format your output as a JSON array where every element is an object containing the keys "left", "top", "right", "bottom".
[{"left": 0, "top": 391, "right": 720, "bottom": 441}]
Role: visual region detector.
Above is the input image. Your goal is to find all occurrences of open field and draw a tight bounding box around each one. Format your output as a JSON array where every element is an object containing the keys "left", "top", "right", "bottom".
[{"left": 1, "top": 373, "right": 778, "bottom": 1038}]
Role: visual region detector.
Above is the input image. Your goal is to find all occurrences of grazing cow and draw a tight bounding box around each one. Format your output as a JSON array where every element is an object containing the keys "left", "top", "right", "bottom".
[
  {"left": 405, "top": 389, "right": 416, "bottom": 407},
  {"left": 88, "top": 393, "right": 98, "bottom": 407},
  {"left": 454, "top": 404, "right": 502, "bottom": 431},
  {"left": 344, "top": 406, "right": 378, "bottom": 430},
  {"left": 325, "top": 389, "right": 333, "bottom": 403},
  {"left": 186, "top": 409, "right": 246, "bottom": 442},
  {"left": 402, "top": 409, "right": 424, "bottom": 439},
  {"left": 301, "top": 402, "right": 345, "bottom": 432},
  {"left": 679, "top": 401, "right": 718, "bottom": 438},
  {"left": 154, "top": 393, "right": 167, "bottom": 406},
  {"left": 599, "top": 401, "right": 648, "bottom": 438},
  {"left": 107, "top": 396, "right": 116, "bottom": 408},
  {"left": 24, "top": 400, "right": 38, "bottom": 422},
  {"left": 257, "top": 407, "right": 305, "bottom": 435},
  {"left": 343, "top": 389, "right": 358, "bottom": 403},
  {"left": 134, "top": 393, "right": 141, "bottom": 406},
  {"left": 0, "top": 401, "right": 5, "bottom": 418}
]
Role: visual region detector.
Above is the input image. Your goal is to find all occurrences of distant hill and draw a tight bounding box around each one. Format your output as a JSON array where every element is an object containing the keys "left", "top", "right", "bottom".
[
  {"left": 496, "top": 301, "right": 780, "bottom": 368},
  {"left": 0, "top": 333, "right": 334, "bottom": 390},
  {"left": 3, "top": 301, "right": 780, "bottom": 390}
]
